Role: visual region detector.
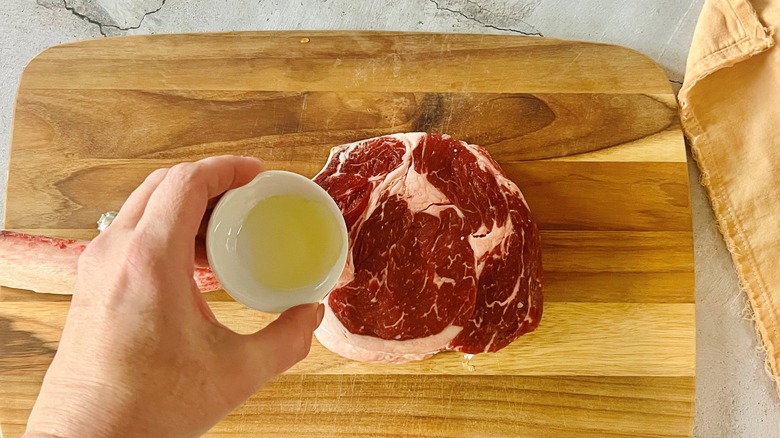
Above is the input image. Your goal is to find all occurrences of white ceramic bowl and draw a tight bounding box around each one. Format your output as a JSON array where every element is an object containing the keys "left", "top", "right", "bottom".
[{"left": 206, "top": 170, "right": 348, "bottom": 313}]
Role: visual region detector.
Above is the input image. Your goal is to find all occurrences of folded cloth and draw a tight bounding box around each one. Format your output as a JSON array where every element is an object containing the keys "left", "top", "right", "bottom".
[{"left": 679, "top": 0, "right": 780, "bottom": 389}]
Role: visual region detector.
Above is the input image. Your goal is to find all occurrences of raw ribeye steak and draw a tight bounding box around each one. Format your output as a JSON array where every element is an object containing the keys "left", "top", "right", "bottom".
[{"left": 314, "top": 133, "right": 543, "bottom": 363}]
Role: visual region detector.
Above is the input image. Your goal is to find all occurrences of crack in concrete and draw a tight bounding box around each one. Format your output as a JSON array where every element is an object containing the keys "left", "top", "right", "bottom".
[
  {"left": 428, "top": 0, "right": 543, "bottom": 37},
  {"left": 36, "top": 0, "right": 58, "bottom": 10},
  {"left": 463, "top": 0, "right": 540, "bottom": 23},
  {"left": 62, "top": 0, "right": 168, "bottom": 37}
]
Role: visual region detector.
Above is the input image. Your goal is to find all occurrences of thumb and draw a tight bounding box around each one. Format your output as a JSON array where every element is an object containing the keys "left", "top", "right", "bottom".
[{"left": 247, "top": 303, "right": 324, "bottom": 381}]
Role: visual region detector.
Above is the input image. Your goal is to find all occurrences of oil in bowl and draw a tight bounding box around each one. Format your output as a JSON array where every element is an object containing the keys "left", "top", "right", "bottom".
[
  {"left": 238, "top": 194, "right": 343, "bottom": 291},
  {"left": 206, "top": 170, "right": 349, "bottom": 313}
]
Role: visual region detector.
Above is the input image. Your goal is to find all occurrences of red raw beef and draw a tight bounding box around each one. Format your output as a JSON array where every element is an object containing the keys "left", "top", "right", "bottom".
[
  {"left": 314, "top": 133, "right": 543, "bottom": 363},
  {"left": 0, "top": 231, "right": 220, "bottom": 295}
]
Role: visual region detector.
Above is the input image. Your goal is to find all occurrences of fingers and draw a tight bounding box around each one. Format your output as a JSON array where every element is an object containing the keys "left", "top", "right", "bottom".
[
  {"left": 110, "top": 168, "right": 170, "bottom": 230},
  {"left": 137, "top": 156, "right": 263, "bottom": 249},
  {"left": 246, "top": 303, "right": 324, "bottom": 382}
]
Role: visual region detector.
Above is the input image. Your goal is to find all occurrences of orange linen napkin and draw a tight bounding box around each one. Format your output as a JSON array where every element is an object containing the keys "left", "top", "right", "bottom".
[{"left": 678, "top": 0, "right": 779, "bottom": 388}]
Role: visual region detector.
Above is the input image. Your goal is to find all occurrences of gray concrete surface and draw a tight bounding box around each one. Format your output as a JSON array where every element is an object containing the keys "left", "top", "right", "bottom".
[{"left": 1, "top": 0, "right": 779, "bottom": 436}]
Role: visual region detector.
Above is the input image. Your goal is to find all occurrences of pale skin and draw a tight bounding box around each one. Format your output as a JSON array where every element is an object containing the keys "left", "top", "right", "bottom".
[{"left": 24, "top": 156, "right": 324, "bottom": 437}]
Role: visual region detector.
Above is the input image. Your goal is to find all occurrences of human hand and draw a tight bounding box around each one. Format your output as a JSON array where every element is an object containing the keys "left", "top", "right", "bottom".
[{"left": 24, "top": 156, "right": 324, "bottom": 437}]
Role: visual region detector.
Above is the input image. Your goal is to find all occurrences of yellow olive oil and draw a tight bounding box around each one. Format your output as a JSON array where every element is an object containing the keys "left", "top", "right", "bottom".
[{"left": 238, "top": 195, "right": 342, "bottom": 290}]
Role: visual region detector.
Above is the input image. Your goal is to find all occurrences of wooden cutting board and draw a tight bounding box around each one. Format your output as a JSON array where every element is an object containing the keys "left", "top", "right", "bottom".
[{"left": 0, "top": 32, "right": 694, "bottom": 437}]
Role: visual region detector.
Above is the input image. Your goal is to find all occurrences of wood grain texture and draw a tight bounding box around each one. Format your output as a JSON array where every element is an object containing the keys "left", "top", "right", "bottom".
[
  {"left": 1, "top": 32, "right": 694, "bottom": 437},
  {"left": 0, "top": 301, "right": 695, "bottom": 377},
  {"left": 0, "top": 374, "right": 695, "bottom": 438},
  {"left": 19, "top": 32, "right": 670, "bottom": 94},
  {"left": 10, "top": 90, "right": 679, "bottom": 160},
  {"left": 6, "top": 160, "right": 691, "bottom": 231}
]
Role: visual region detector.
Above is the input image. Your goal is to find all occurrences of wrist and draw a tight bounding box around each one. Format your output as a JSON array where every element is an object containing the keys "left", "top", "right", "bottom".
[{"left": 26, "top": 375, "right": 130, "bottom": 438}]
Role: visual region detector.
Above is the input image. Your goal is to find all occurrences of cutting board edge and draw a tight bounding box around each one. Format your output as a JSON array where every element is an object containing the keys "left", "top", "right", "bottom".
[{"left": 18, "top": 31, "right": 675, "bottom": 94}]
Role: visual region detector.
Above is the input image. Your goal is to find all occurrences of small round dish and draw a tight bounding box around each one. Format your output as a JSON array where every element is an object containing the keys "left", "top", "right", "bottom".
[{"left": 206, "top": 170, "right": 348, "bottom": 313}]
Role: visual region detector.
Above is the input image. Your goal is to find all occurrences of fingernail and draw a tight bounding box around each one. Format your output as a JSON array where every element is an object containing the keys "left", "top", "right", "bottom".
[{"left": 316, "top": 303, "right": 325, "bottom": 326}]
